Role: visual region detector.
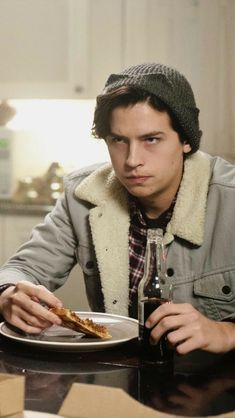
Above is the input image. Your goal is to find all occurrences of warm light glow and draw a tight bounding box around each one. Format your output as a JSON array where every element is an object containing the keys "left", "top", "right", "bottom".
[{"left": 7, "top": 99, "right": 110, "bottom": 180}]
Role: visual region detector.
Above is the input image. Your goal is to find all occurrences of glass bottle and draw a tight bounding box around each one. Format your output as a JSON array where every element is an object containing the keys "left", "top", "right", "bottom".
[{"left": 138, "top": 228, "right": 173, "bottom": 365}]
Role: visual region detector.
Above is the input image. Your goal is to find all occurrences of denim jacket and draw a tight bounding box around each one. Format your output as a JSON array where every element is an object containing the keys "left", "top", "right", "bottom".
[{"left": 0, "top": 151, "right": 234, "bottom": 321}]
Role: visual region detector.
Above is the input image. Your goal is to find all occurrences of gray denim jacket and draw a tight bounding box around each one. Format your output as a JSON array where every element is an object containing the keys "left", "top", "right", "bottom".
[{"left": 0, "top": 151, "right": 234, "bottom": 321}]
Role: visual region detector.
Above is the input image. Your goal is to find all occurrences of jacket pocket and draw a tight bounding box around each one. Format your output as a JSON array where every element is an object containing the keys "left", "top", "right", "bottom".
[{"left": 194, "top": 270, "right": 235, "bottom": 320}]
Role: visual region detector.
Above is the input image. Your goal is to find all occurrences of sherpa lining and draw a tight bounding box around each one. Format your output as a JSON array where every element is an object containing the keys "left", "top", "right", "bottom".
[{"left": 75, "top": 151, "right": 211, "bottom": 315}]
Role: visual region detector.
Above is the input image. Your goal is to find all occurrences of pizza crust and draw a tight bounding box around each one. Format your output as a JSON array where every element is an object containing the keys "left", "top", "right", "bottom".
[{"left": 50, "top": 307, "right": 112, "bottom": 339}]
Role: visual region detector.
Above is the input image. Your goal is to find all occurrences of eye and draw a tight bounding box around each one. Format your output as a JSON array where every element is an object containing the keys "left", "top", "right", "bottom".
[{"left": 146, "top": 136, "right": 160, "bottom": 144}]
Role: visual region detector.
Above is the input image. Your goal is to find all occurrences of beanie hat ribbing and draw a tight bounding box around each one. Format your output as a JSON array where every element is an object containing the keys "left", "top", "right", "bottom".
[{"left": 104, "top": 63, "right": 202, "bottom": 153}]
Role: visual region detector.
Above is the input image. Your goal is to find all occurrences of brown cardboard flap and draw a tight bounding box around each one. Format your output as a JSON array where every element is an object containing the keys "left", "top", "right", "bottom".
[
  {"left": 59, "top": 382, "right": 235, "bottom": 418},
  {"left": 0, "top": 373, "right": 25, "bottom": 417}
]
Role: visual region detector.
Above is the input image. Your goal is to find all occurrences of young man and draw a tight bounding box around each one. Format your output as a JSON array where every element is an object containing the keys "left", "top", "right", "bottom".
[{"left": 0, "top": 63, "right": 234, "bottom": 355}]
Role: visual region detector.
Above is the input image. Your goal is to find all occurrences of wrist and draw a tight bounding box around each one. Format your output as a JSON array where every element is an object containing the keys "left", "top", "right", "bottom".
[
  {"left": 0, "top": 283, "right": 15, "bottom": 295},
  {"left": 0, "top": 283, "right": 15, "bottom": 316},
  {"left": 220, "top": 321, "right": 235, "bottom": 352}
]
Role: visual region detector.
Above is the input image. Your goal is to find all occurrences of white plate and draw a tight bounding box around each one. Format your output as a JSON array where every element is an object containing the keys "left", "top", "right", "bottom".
[{"left": 0, "top": 312, "right": 138, "bottom": 352}]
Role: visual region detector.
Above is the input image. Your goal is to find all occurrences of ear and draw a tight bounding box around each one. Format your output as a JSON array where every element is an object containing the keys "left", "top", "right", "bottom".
[{"left": 183, "top": 143, "right": 192, "bottom": 154}]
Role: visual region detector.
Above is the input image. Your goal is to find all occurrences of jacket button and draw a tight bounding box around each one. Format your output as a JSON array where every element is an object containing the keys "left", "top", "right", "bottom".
[
  {"left": 222, "top": 285, "right": 231, "bottom": 294},
  {"left": 113, "top": 300, "right": 117, "bottom": 304},
  {"left": 86, "top": 261, "right": 94, "bottom": 269},
  {"left": 167, "top": 268, "right": 174, "bottom": 277}
]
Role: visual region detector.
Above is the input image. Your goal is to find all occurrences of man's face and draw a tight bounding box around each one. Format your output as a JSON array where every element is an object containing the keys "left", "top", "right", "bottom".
[{"left": 106, "top": 102, "right": 191, "bottom": 213}]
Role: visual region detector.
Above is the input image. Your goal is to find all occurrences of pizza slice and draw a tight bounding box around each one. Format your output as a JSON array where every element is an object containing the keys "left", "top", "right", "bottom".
[{"left": 50, "top": 307, "right": 112, "bottom": 339}]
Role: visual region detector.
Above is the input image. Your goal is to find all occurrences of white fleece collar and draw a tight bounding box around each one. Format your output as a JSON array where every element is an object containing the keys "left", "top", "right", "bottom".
[
  {"left": 75, "top": 162, "right": 128, "bottom": 206},
  {"left": 74, "top": 152, "right": 211, "bottom": 316},
  {"left": 75, "top": 163, "right": 130, "bottom": 316},
  {"left": 75, "top": 151, "right": 211, "bottom": 246},
  {"left": 165, "top": 151, "right": 211, "bottom": 246}
]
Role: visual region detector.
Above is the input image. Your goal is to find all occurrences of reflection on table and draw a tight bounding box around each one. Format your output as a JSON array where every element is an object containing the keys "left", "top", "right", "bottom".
[{"left": 0, "top": 335, "right": 235, "bottom": 416}]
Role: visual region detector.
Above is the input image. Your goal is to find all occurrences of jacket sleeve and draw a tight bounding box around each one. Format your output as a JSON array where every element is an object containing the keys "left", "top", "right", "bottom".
[{"left": 0, "top": 190, "right": 78, "bottom": 291}]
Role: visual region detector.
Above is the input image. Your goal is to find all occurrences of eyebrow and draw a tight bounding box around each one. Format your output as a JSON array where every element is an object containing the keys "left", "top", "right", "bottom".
[
  {"left": 108, "top": 131, "right": 165, "bottom": 139},
  {"left": 139, "top": 131, "right": 165, "bottom": 138},
  {"left": 108, "top": 132, "right": 125, "bottom": 139}
]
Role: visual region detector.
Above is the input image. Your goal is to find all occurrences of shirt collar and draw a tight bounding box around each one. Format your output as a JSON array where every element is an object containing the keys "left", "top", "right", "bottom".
[{"left": 129, "top": 195, "right": 177, "bottom": 232}]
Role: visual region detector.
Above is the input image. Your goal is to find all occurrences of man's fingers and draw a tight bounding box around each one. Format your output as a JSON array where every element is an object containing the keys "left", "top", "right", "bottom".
[
  {"left": 9, "top": 283, "right": 62, "bottom": 326},
  {"left": 9, "top": 315, "right": 46, "bottom": 334},
  {"left": 150, "top": 312, "right": 195, "bottom": 343},
  {"left": 146, "top": 303, "right": 194, "bottom": 328},
  {"left": 14, "top": 281, "right": 62, "bottom": 308},
  {"left": 5, "top": 303, "right": 60, "bottom": 334},
  {"left": 16, "top": 306, "right": 52, "bottom": 328}
]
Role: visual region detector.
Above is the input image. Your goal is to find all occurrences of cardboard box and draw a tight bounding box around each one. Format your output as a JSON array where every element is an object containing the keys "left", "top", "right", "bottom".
[
  {"left": 0, "top": 373, "right": 24, "bottom": 417},
  {"left": 59, "top": 382, "right": 235, "bottom": 418}
]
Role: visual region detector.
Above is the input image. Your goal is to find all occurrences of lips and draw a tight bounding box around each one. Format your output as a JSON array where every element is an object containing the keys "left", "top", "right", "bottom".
[{"left": 125, "top": 176, "right": 151, "bottom": 184}]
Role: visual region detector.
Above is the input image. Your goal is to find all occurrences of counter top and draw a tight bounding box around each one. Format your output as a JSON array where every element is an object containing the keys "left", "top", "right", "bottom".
[{"left": 0, "top": 200, "right": 54, "bottom": 216}]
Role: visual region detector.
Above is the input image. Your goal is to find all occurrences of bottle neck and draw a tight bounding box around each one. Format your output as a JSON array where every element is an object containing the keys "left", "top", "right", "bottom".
[{"left": 140, "top": 228, "right": 172, "bottom": 301}]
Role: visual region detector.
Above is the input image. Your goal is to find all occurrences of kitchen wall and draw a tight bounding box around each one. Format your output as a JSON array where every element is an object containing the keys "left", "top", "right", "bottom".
[{"left": 1, "top": 0, "right": 235, "bottom": 192}]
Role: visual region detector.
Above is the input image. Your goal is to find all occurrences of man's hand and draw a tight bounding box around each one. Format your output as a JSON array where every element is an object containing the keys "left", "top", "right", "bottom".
[
  {"left": 145, "top": 302, "right": 235, "bottom": 354},
  {"left": 0, "top": 280, "right": 62, "bottom": 333}
]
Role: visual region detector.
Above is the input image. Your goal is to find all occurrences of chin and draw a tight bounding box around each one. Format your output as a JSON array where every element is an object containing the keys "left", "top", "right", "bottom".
[{"left": 126, "top": 188, "right": 152, "bottom": 199}]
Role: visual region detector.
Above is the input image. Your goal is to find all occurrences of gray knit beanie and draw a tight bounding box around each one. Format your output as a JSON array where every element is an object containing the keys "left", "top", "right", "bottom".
[{"left": 104, "top": 63, "right": 202, "bottom": 153}]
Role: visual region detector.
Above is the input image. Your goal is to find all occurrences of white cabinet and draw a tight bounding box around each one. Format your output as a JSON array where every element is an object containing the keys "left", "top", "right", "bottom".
[
  {"left": 0, "top": 0, "right": 123, "bottom": 99},
  {"left": 122, "top": 0, "right": 234, "bottom": 159},
  {"left": 85, "top": 0, "right": 123, "bottom": 98},
  {"left": 1, "top": 0, "right": 232, "bottom": 157},
  {"left": 123, "top": 0, "right": 207, "bottom": 75},
  {"left": 0, "top": 0, "right": 92, "bottom": 99},
  {"left": 0, "top": 0, "right": 208, "bottom": 100}
]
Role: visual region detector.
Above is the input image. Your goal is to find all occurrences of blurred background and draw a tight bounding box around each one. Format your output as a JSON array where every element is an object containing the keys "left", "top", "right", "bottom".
[{"left": 0, "top": 0, "right": 234, "bottom": 308}]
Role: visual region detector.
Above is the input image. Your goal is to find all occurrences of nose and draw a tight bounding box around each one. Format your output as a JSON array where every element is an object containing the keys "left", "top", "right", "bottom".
[{"left": 125, "top": 142, "right": 143, "bottom": 168}]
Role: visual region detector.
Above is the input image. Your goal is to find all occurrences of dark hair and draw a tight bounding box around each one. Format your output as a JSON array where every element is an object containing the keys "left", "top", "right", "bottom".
[{"left": 92, "top": 86, "right": 189, "bottom": 146}]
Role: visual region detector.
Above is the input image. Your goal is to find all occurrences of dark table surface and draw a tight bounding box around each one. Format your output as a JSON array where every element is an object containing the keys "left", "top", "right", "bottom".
[{"left": 0, "top": 334, "right": 235, "bottom": 417}]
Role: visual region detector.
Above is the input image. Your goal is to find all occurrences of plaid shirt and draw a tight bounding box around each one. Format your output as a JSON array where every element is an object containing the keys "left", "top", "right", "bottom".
[{"left": 128, "top": 197, "right": 175, "bottom": 318}]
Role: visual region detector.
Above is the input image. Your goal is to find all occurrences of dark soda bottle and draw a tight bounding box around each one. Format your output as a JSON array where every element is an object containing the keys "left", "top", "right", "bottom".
[{"left": 138, "top": 228, "right": 173, "bottom": 365}]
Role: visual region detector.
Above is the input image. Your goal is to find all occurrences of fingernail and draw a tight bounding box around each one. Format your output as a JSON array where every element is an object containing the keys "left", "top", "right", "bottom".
[
  {"left": 150, "top": 337, "right": 156, "bottom": 346},
  {"left": 145, "top": 321, "right": 150, "bottom": 328}
]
